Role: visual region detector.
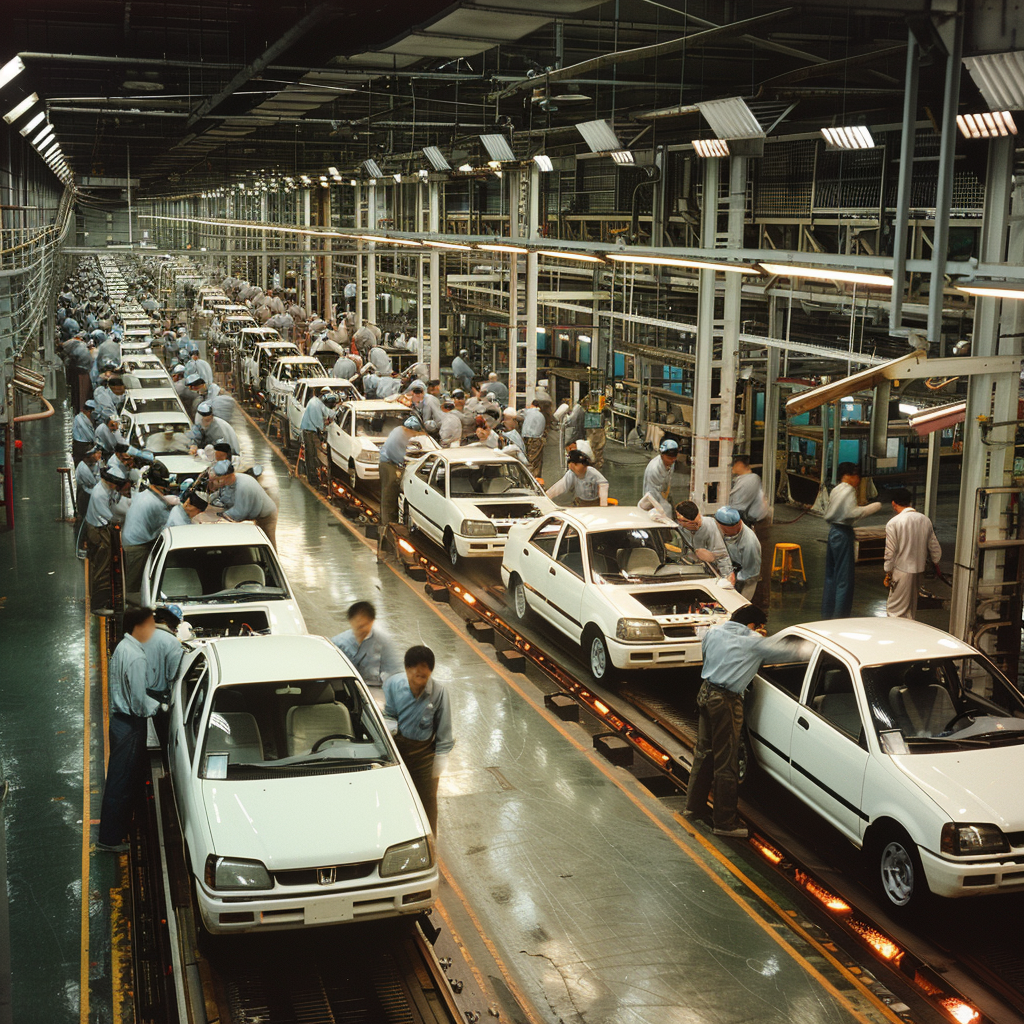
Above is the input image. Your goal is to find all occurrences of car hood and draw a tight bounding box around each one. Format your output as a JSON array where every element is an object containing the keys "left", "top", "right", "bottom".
[
  {"left": 452, "top": 496, "right": 555, "bottom": 521},
  {"left": 175, "top": 598, "right": 307, "bottom": 635},
  {"left": 200, "top": 765, "right": 427, "bottom": 870},
  {"left": 891, "top": 746, "right": 1024, "bottom": 829},
  {"left": 599, "top": 579, "right": 747, "bottom": 621}
]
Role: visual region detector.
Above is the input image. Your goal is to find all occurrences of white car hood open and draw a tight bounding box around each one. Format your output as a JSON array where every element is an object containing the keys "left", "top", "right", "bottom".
[
  {"left": 452, "top": 495, "right": 554, "bottom": 522},
  {"left": 891, "top": 745, "right": 1024, "bottom": 830},
  {"left": 200, "top": 766, "right": 427, "bottom": 870},
  {"left": 598, "top": 578, "right": 745, "bottom": 622}
]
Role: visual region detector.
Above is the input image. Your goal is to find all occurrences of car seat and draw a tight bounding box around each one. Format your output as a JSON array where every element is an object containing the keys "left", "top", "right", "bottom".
[
  {"left": 889, "top": 666, "right": 956, "bottom": 736},
  {"left": 812, "top": 667, "right": 862, "bottom": 738},
  {"left": 223, "top": 564, "right": 266, "bottom": 589},
  {"left": 617, "top": 547, "right": 661, "bottom": 576},
  {"left": 286, "top": 683, "right": 354, "bottom": 755},
  {"left": 205, "top": 712, "right": 265, "bottom": 763},
  {"left": 160, "top": 567, "right": 202, "bottom": 598}
]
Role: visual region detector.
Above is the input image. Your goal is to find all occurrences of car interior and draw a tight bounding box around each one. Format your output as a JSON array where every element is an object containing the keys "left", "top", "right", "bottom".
[
  {"left": 447, "top": 462, "right": 536, "bottom": 497},
  {"left": 159, "top": 545, "right": 285, "bottom": 599},
  {"left": 808, "top": 658, "right": 864, "bottom": 742}
]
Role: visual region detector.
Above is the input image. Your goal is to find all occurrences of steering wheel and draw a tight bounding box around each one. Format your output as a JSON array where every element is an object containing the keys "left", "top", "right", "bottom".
[
  {"left": 234, "top": 580, "right": 263, "bottom": 589},
  {"left": 312, "top": 733, "right": 354, "bottom": 751},
  {"left": 944, "top": 708, "right": 978, "bottom": 732}
]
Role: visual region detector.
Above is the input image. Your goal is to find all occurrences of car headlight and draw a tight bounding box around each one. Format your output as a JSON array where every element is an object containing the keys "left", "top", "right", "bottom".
[
  {"left": 940, "top": 823, "right": 1010, "bottom": 856},
  {"left": 615, "top": 618, "right": 664, "bottom": 641},
  {"left": 204, "top": 855, "right": 272, "bottom": 890},
  {"left": 357, "top": 449, "right": 380, "bottom": 463},
  {"left": 461, "top": 520, "right": 497, "bottom": 538},
  {"left": 380, "top": 837, "right": 434, "bottom": 877}
]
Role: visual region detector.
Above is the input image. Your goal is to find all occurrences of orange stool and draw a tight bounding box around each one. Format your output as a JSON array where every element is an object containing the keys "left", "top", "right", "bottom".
[{"left": 771, "top": 542, "right": 806, "bottom": 585}]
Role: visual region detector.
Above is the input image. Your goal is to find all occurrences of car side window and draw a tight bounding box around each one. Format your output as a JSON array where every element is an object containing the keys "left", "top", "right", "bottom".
[
  {"left": 338, "top": 408, "right": 352, "bottom": 434},
  {"left": 804, "top": 653, "right": 865, "bottom": 746},
  {"left": 531, "top": 518, "right": 563, "bottom": 555},
  {"left": 295, "top": 384, "right": 306, "bottom": 405},
  {"left": 759, "top": 638, "right": 816, "bottom": 699},
  {"left": 555, "top": 526, "right": 584, "bottom": 576},
  {"left": 185, "top": 675, "right": 209, "bottom": 760},
  {"left": 416, "top": 456, "right": 436, "bottom": 483},
  {"left": 180, "top": 654, "right": 208, "bottom": 710},
  {"left": 429, "top": 461, "right": 447, "bottom": 494}
]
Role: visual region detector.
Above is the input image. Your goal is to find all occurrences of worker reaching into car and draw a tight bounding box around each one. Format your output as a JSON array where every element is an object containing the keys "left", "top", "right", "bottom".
[
  {"left": 207, "top": 459, "right": 279, "bottom": 547},
  {"left": 383, "top": 645, "right": 454, "bottom": 836},
  {"left": 673, "top": 501, "right": 734, "bottom": 578},
  {"left": 377, "top": 416, "right": 423, "bottom": 565},
  {"left": 299, "top": 389, "right": 339, "bottom": 485},
  {"left": 545, "top": 449, "right": 609, "bottom": 507},
  {"left": 710, "top": 506, "right": 761, "bottom": 599},
  {"left": 684, "top": 605, "right": 794, "bottom": 839},
  {"left": 642, "top": 438, "right": 680, "bottom": 516}
]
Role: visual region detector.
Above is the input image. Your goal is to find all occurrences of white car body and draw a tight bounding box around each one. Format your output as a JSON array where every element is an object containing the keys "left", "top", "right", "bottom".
[
  {"left": 745, "top": 617, "right": 1024, "bottom": 906},
  {"left": 286, "top": 378, "right": 358, "bottom": 442},
  {"left": 400, "top": 448, "right": 557, "bottom": 564},
  {"left": 141, "top": 523, "right": 307, "bottom": 636},
  {"left": 123, "top": 368, "right": 174, "bottom": 391},
  {"left": 122, "top": 409, "right": 194, "bottom": 459},
  {"left": 327, "top": 400, "right": 440, "bottom": 482},
  {"left": 501, "top": 506, "right": 748, "bottom": 679},
  {"left": 167, "top": 634, "right": 437, "bottom": 934},
  {"left": 266, "top": 356, "right": 327, "bottom": 411},
  {"left": 121, "top": 353, "right": 166, "bottom": 373},
  {"left": 124, "top": 387, "right": 184, "bottom": 416},
  {"left": 243, "top": 341, "right": 300, "bottom": 392}
]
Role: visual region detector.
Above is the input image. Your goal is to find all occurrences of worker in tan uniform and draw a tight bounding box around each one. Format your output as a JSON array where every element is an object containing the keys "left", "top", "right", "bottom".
[{"left": 883, "top": 487, "right": 942, "bottom": 620}]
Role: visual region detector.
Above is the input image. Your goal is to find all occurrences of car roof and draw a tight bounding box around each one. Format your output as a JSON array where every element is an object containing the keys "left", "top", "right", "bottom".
[
  {"left": 273, "top": 355, "right": 321, "bottom": 363},
  {"left": 548, "top": 506, "right": 669, "bottom": 531},
  {"left": 209, "top": 634, "right": 354, "bottom": 685},
  {"left": 304, "top": 377, "right": 355, "bottom": 388},
  {"left": 132, "top": 410, "right": 191, "bottom": 424},
  {"left": 241, "top": 327, "right": 279, "bottom": 334},
  {"left": 164, "top": 522, "right": 268, "bottom": 547},
  {"left": 789, "top": 618, "right": 977, "bottom": 666},
  {"left": 342, "top": 399, "right": 405, "bottom": 412},
  {"left": 426, "top": 447, "right": 522, "bottom": 465}
]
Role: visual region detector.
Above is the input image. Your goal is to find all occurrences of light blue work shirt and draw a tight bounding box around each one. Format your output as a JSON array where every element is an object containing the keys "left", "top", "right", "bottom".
[
  {"left": 521, "top": 407, "right": 546, "bottom": 439},
  {"left": 548, "top": 466, "right": 606, "bottom": 503},
  {"left": 719, "top": 521, "right": 761, "bottom": 582},
  {"left": 72, "top": 412, "right": 96, "bottom": 442},
  {"left": 93, "top": 385, "right": 124, "bottom": 418},
  {"left": 700, "top": 621, "right": 793, "bottom": 694},
  {"left": 190, "top": 357, "right": 214, "bottom": 383},
  {"left": 439, "top": 411, "right": 462, "bottom": 447},
  {"left": 109, "top": 633, "right": 161, "bottom": 717},
  {"left": 121, "top": 487, "right": 172, "bottom": 545},
  {"left": 96, "top": 339, "right": 120, "bottom": 366},
  {"left": 377, "top": 376, "right": 402, "bottom": 398},
  {"left": 332, "top": 355, "right": 357, "bottom": 379},
  {"left": 378, "top": 425, "right": 412, "bottom": 467},
  {"left": 730, "top": 472, "right": 768, "bottom": 523},
  {"left": 824, "top": 481, "right": 874, "bottom": 527},
  {"left": 642, "top": 454, "right": 676, "bottom": 516},
  {"left": 451, "top": 355, "right": 474, "bottom": 388},
  {"left": 191, "top": 415, "right": 240, "bottom": 454},
  {"left": 299, "top": 396, "right": 330, "bottom": 432},
  {"left": 95, "top": 422, "right": 126, "bottom": 455},
  {"left": 85, "top": 480, "right": 129, "bottom": 527},
  {"left": 368, "top": 347, "right": 391, "bottom": 374},
  {"left": 167, "top": 504, "right": 194, "bottom": 527},
  {"left": 501, "top": 427, "right": 526, "bottom": 455},
  {"left": 677, "top": 518, "right": 732, "bottom": 578},
  {"left": 486, "top": 380, "right": 509, "bottom": 405},
  {"left": 144, "top": 626, "right": 183, "bottom": 696},
  {"left": 331, "top": 626, "right": 402, "bottom": 689},
  {"left": 219, "top": 473, "right": 276, "bottom": 521},
  {"left": 75, "top": 459, "right": 100, "bottom": 494},
  {"left": 383, "top": 672, "right": 454, "bottom": 754}
]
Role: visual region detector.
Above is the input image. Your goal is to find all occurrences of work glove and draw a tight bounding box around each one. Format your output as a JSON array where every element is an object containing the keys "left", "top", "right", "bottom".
[{"left": 883, "top": 573, "right": 892, "bottom": 589}]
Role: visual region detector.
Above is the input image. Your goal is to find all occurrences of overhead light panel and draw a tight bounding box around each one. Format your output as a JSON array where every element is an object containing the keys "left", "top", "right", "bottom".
[
  {"left": 576, "top": 119, "right": 623, "bottom": 153},
  {"left": 533, "top": 154, "right": 553, "bottom": 172},
  {"left": 362, "top": 159, "right": 383, "bottom": 179},
  {"left": 393, "top": 172, "right": 402, "bottom": 183},
  {"left": 349, "top": 179, "right": 358, "bottom": 186},
  {"left": 607, "top": 252, "right": 756, "bottom": 274},
  {"left": 0, "top": 56, "right": 26, "bottom": 92},
  {"left": 611, "top": 150, "right": 634, "bottom": 165},
  {"left": 955, "top": 280, "right": 1024, "bottom": 299},
  {"left": 328, "top": 166, "right": 340, "bottom": 176},
  {"left": 693, "top": 138, "right": 730, "bottom": 158},
  {"left": 417, "top": 168, "right": 429, "bottom": 179},
  {"left": 422, "top": 146, "right": 451, "bottom": 172},
  {"left": 424, "top": 239, "right": 473, "bottom": 250},
  {"left": 19, "top": 110, "right": 45, "bottom": 136},
  {"left": 820, "top": 125, "right": 876, "bottom": 149},
  {"left": 478, "top": 243, "right": 528, "bottom": 254},
  {"left": 907, "top": 401, "right": 967, "bottom": 437},
  {"left": 33, "top": 123, "right": 54, "bottom": 147},
  {"left": 479, "top": 133, "right": 515, "bottom": 163},
  {"left": 5, "top": 92, "right": 38, "bottom": 125},
  {"left": 957, "top": 111, "right": 1017, "bottom": 139},
  {"left": 698, "top": 97, "right": 764, "bottom": 140},
  {"left": 760, "top": 262, "right": 894, "bottom": 288},
  {"left": 537, "top": 250, "right": 604, "bottom": 264},
  {"left": 458, "top": 163, "right": 474, "bottom": 172},
  {"left": 964, "top": 51, "right": 1024, "bottom": 111}
]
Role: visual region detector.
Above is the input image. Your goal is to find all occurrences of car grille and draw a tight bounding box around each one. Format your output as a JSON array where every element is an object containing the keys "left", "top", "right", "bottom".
[
  {"left": 274, "top": 861, "right": 377, "bottom": 886},
  {"left": 494, "top": 524, "right": 512, "bottom": 535},
  {"left": 661, "top": 625, "right": 697, "bottom": 639}
]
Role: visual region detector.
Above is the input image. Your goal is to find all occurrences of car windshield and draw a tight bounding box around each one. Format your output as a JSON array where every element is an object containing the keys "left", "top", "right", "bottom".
[
  {"left": 135, "top": 422, "right": 193, "bottom": 454},
  {"left": 197, "top": 676, "right": 395, "bottom": 778},
  {"left": 586, "top": 526, "right": 717, "bottom": 583},
  {"left": 861, "top": 655, "right": 1024, "bottom": 752},
  {"left": 157, "top": 544, "right": 289, "bottom": 601},
  {"left": 354, "top": 410, "right": 412, "bottom": 440},
  {"left": 448, "top": 459, "right": 541, "bottom": 497},
  {"left": 277, "top": 360, "right": 326, "bottom": 381}
]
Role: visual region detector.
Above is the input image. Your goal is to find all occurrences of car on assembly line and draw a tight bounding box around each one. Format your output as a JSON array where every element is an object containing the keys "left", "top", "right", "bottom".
[
  {"left": 120, "top": 352, "right": 166, "bottom": 373},
  {"left": 140, "top": 523, "right": 307, "bottom": 636},
  {"left": 167, "top": 634, "right": 438, "bottom": 933},
  {"left": 285, "top": 377, "right": 358, "bottom": 445},
  {"left": 122, "top": 368, "right": 177, "bottom": 392},
  {"left": 242, "top": 340, "right": 300, "bottom": 394},
  {"left": 501, "top": 506, "right": 747, "bottom": 681},
  {"left": 326, "top": 400, "right": 439, "bottom": 484},
  {"left": 121, "top": 409, "right": 195, "bottom": 459},
  {"left": 399, "top": 448, "right": 557, "bottom": 566},
  {"left": 745, "top": 618, "right": 1024, "bottom": 912},
  {"left": 123, "top": 387, "right": 186, "bottom": 416},
  {"left": 265, "top": 356, "right": 328, "bottom": 411}
]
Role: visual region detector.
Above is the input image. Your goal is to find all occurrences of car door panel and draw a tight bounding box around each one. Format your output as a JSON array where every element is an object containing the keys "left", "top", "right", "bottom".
[
  {"left": 520, "top": 518, "right": 564, "bottom": 628},
  {"left": 548, "top": 526, "right": 587, "bottom": 642}
]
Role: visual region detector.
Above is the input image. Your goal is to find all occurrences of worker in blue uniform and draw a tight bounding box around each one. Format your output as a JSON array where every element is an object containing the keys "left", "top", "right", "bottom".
[
  {"left": 451, "top": 349, "right": 474, "bottom": 391},
  {"left": 71, "top": 400, "right": 98, "bottom": 465},
  {"left": 120, "top": 462, "right": 175, "bottom": 603},
  {"left": 332, "top": 600, "right": 402, "bottom": 705},
  {"left": 299, "top": 391, "right": 338, "bottom": 484}
]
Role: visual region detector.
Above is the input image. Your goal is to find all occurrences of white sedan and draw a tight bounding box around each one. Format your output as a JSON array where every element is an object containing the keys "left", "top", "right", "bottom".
[
  {"left": 141, "top": 523, "right": 307, "bottom": 636},
  {"left": 400, "top": 448, "right": 557, "bottom": 566},
  {"left": 265, "top": 356, "right": 327, "bottom": 411},
  {"left": 326, "top": 400, "right": 439, "bottom": 484},
  {"left": 745, "top": 618, "right": 1024, "bottom": 911},
  {"left": 285, "top": 377, "right": 358, "bottom": 444},
  {"left": 501, "top": 507, "right": 747, "bottom": 680},
  {"left": 167, "top": 634, "right": 438, "bottom": 933}
]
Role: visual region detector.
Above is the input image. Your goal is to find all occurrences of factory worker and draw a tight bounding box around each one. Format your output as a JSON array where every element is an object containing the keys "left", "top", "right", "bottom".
[
  {"left": 485, "top": 372, "right": 508, "bottom": 407},
  {"left": 95, "top": 416, "right": 126, "bottom": 458},
  {"left": 545, "top": 450, "right": 608, "bottom": 507},
  {"left": 642, "top": 438, "right": 680, "bottom": 516},
  {"left": 72, "top": 400, "right": 99, "bottom": 465},
  {"left": 438, "top": 397, "right": 462, "bottom": 448},
  {"left": 712, "top": 506, "right": 761, "bottom": 599},
  {"left": 190, "top": 402, "right": 240, "bottom": 455},
  {"left": 521, "top": 399, "right": 547, "bottom": 479},
  {"left": 673, "top": 500, "right": 733, "bottom": 578},
  {"left": 167, "top": 486, "right": 208, "bottom": 527},
  {"left": 299, "top": 391, "right": 339, "bottom": 485},
  {"left": 84, "top": 464, "right": 132, "bottom": 616},
  {"left": 499, "top": 407, "right": 528, "bottom": 463},
  {"left": 470, "top": 415, "right": 500, "bottom": 448},
  {"left": 376, "top": 373, "right": 402, "bottom": 398},
  {"left": 451, "top": 349, "right": 474, "bottom": 391},
  {"left": 120, "top": 462, "right": 176, "bottom": 602},
  {"left": 377, "top": 416, "right": 422, "bottom": 563},
  {"left": 74, "top": 446, "right": 103, "bottom": 519},
  {"left": 207, "top": 460, "right": 279, "bottom": 547},
  {"left": 188, "top": 349, "right": 214, "bottom": 384},
  {"left": 331, "top": 600, "right": 402, "bottom": 705},
  {"left": 246, "top": 464, "right": 280, "bottom": 507},
  {"left": 93, "top": 376, "right": 127, "bottom": 420},
  {"left": 332, "top": 352, "right": 358, "bottom": 380},
  {"left": 367, "top": 345, "right": 392, "bottom": 375}
]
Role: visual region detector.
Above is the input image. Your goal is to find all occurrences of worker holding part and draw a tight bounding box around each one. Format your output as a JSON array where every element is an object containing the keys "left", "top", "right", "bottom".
[
  {"left": 642, "top": 438, "right": 680, "bottom": 516},
  {"left": 545, "top": 450, "right": 608, "bottom": 507},
  {"left": 673, "top": 501, "right": 734, "bottom": 578}
]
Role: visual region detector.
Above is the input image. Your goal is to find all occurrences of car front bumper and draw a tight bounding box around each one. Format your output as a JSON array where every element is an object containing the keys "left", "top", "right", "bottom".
[
  {"left": 455, "top": 534, "right": 506, "bottom": 558},
  {"left": 919, "top": 847, "right": 1024, "bottom": 898},
  {"left": 606, "top": 635, "right": 704, "bottom": 670},
  {"left": 195, "top": 870, "right": 438, "bottom": 933}
]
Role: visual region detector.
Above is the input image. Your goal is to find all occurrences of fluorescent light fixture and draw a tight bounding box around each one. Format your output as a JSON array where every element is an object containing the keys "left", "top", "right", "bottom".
[
  {"left": 358, "top": 234, "right": 380, "bottom": 242},
  {"left": 957, "top": 111, "right": 1017, "bottom": 139},
  {"left": 820, "top": 125, "right": 875, "bottom": 149},
  {"left": 478, "top": 243, "right": 528, "bottom": 254},
  {"left": 479, "top": 133, "right": 515, "bottom": 163},
  {"left": 320, "top": 179, "right": 330, "bottom": 187},
  {"left": 458, "top": 163, "right": 474, "bottom": 172},
  {"left": 964, "top": 51, "right": 1024, "bottom": 110},
  {"left": 300, "top": 175, "right": 311, "bottom": 184},
  {"left": 537, "top": 249, "right": 604, "bottom": 263},
  {"left": 533, "top": 154, "right": 553, "bottom": 172},
  {"left": 349, "top": 179, "right": 358, "bottom": 186},
  {"left": 0, "top": 56, "right": 26, "bottom": 92},
  {"left": 487, "top": 159, "right": 501, "bottom": 169},
  {"left": 578, "top": 334, "right": 591, "bottom": 343},
  {"left": 362, "top": 159, "right": 383, "bottom": 179},
  {"left": 697, "top": 97, "right": 764, "bottom": 140},
  {"left": 576, "top": 119, "right": 623, "bottom": 153},
  {"left": 898, "top": 403, "right": 920, "bottom": 415},
  {"left": 393, "top": 172, "right": 402, "bottom": 183},
  {"left": 424, "top": 239, "right": 473, "bottom": 250},
  {"left": 328, "top": 166, "right": 340, "bottom": 176},
  {"left": 20, "top": 113, "right": 45, "bottom": 138},
  {"left": 422, "top": 146, "right": 451, "bottom": 172},
  {"left": 606, "top": 252, "right": 756, "bottom": 274},
  {"left": 33, "top": 123, "right": 54, "bottom": 147},
  {"left": 693, "top": 138, "right": 730, "bottom": 158},
  {"left": 955, "top": 280, "right": 1024, "bottom": 299},
  {"left": 5, "top": 93, "right": 38, "bottom": 125},
  {"left": 759, "top": 262, "right": 894, "bottom": 288},
  {"left": 611, "top": 150, "right": 634, "bottom": 165},
  {"left": 380, "top": 237, "right": 419, "bottom": 246},
  {"left": 417, "top": 168, "right": 429, "bottom": 179},
  {"left": 42, "top": 140, "right": 59, "bottom": 158},
  {"left": 907, "top": 401, "right": 967, "bottom": 437}
]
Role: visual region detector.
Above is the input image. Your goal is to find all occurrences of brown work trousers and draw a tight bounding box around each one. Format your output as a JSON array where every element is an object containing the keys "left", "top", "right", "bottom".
[
  {"left": 525, "top": 436, "right": 545, "bottom": 479},
  {"left": 255, "top": 510, "right": 278, "bottom": 549},
  {"left": 121, "top": 541, "right": 152, "bottom": 606},
  {"left": 586, "top": 427, "right": 606, "bottom": 470},
  {"left": 684, "top": 681, "right": 744, "bottom": 832},
  {"left": 378, "top": 461, "right": 403, "bottom": 557},
  {"left": 394, "top": 733, "right": 439, "bottom": 835},
  {"left": 85, "top": 523, "right": 114, "bottom": 612}
]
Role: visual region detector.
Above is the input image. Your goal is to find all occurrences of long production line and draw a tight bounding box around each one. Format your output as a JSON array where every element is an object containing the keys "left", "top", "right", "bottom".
[{"left": 79, "top": 254, "right": 504, "bottom": 1024}]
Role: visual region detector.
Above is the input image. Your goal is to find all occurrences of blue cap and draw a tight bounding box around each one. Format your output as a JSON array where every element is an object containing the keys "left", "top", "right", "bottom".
[
  {"left": 251, "top": 464, "right": 264, "bottom": 477},
  {"left": 197, "top": 401, "right": 213, "bottom": 416},
  {"left": 166, "top": 604, "right": 183, "bottom": 622},
  {"left": 185, "top": 373, "right": 202, "bottom": 386},
  {"left": 179, "top": 477, "right": 195, "bottom": 492},
  {"left": 714, "top": 506, "right": 741, "bottom": 526},
  {"left": 172, "top": 363, "right": 186, "bottom": 374},
  {"left": 84, "top": 399, "right": 97, "bottom": 409},
  {"left": 211, "top": 460, "right": 234, "bottom": 476},
  {"left": 134, "top": 449, "right": 155, "bottom": 465},
  {"left": 659, "top": 438, "right": 680, "bottom": 454},
  {"left": 403, "top": 416, "right": 420, "bottom": 429}
]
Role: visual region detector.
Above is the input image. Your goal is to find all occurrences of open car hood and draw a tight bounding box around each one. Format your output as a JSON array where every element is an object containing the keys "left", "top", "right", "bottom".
[{"left": 452, "top": 497, "right": 554, "bottom": 521}]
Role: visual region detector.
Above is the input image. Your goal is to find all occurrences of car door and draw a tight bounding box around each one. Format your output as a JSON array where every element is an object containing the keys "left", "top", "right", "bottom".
[
  {"left": 517, "top": 517, "right": 564, "bottom": 628},
  {"left": 745, "top": 636, "right": 816, "bottom": 786},
  {"left": 168, "top": 653, "right": 210, "bottom": 841},
  {"left": 141, "top": 533, "right": 168, "bottom": 606},
  {"left": 546, "top": 525, "right": 588, "bottom": 642},
  {"left": 289, "top": 382, "right": 306, "bottom": 435},
  {"left": 787, "top": 650, "right": 871, "bottom": 842},
  {"left": 406, "top": 455, "right": 439, "bottom": 538},
  {"left": 327, "top": 407, "right": 351, "bottom": 467}
]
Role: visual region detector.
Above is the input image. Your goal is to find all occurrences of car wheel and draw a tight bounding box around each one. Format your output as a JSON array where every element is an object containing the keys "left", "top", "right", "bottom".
[
  {"left": 737, "top": 729, "right": 757, "bottom": 786},
  {"left": 583, "top": 625, "right": 616, "bottom": 682},
  {"left": 870, "top": 825, "right": 929, "bottom": 913},
  {"left": 509, "top": 574, "right": 528, "bottom": 619},
  {"left": 444, "top": 529, "right": 459, "bottom": 568}
]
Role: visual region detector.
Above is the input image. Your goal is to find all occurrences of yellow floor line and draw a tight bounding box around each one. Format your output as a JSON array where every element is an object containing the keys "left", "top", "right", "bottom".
[{"left": 80, "top": 561, "right": 91, "bottom": 1024}]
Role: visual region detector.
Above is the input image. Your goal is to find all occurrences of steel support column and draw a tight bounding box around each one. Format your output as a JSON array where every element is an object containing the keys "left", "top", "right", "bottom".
[
  {"left": 889, "top": 30, "right": 919, "bottom": 333},
  {"left": 366, "top": 183, "right": 377, "bottom": 324},
  {"left": 525, "top": 165, "right": 540, "bottom": 405},
  {"left": 301, "top": 189, "right": 312, "bottom": 315},
  {"left": 720, "top": 155, "right": 745, "bottom": 501},
  {"left": 354, "top": 185, "right": 364, "bottom": 324},
  {"left": 428, "top": 181, "right": 441, "bottom": 379}
]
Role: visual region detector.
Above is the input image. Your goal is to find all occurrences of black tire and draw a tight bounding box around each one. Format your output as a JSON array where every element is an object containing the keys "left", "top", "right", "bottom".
[
  {"left": 737, "top": 728, "right": 757, "bottom": 786},
  {"left": 583, "top": 625, "right": 617, "bottom": 682},
  {"left": 868, "top": 824, "right": 930, "bottom": 913},
  {"left": 509, "top": 574, "right": 528, "bottom": 620},
  {"left": 444, "top": 529, "right": 459, "bottom": 568}
]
